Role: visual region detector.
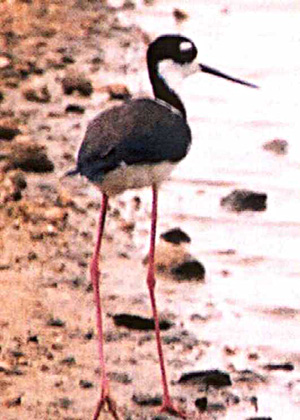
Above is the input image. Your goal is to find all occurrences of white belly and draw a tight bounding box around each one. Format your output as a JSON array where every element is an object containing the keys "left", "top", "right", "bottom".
[{"left": 95, "top": 161, "right": 176, "bottom": 196}]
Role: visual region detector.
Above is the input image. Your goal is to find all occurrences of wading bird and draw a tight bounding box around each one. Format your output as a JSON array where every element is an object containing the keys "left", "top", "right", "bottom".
[{"left": 68, "top": 34, "right": 258, "bottom": 419}]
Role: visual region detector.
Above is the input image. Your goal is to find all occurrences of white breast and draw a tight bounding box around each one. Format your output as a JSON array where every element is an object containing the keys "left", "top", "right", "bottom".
[{"left": 94, "top": 161, "right": 177, "bottom": 196}]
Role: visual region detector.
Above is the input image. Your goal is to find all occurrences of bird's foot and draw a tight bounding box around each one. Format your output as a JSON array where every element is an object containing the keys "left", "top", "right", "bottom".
[
  {"left": 93, "top": 391, "right": 120, "bottom": 420},
  {"left": 160, "top": 400, "right": 187, "bottom": 419}
]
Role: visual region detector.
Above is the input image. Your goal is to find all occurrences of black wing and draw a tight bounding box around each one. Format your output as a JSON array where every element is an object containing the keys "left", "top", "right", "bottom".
[{"left": 76, "top": 98, "right": 191, "bottom": 182}]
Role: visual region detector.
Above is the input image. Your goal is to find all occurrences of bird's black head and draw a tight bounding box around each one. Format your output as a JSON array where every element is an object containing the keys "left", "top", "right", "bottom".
[
  {"left": 147, "top": 34, "right": 198, "bottom": 66},
  {"left": 147, "top": 34, "right": 258, "bottom": 119}
]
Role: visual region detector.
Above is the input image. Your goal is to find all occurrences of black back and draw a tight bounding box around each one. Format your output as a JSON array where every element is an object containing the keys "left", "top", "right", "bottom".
[{"left": 76, "top": 99, "right": 191, "bottom": 182}]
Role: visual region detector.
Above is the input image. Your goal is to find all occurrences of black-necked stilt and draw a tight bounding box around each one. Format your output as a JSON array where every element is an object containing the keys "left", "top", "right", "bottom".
[{"left": 68, "top": 34, "right": 258, "bottom": 419}]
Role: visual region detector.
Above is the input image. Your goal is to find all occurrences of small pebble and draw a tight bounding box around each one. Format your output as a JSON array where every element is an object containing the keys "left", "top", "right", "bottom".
[
  {"left": 0, "top": 124, "right": 20, "bottom": 141},
  {"left": 79, "top": 379, "right": 94, "bottom": 389},
  {"left": 160, "top": 227, "right": 191, "bottom": 245},
  {"left": 235, "top": 369, "right": 266, "bottom": 384},
  {"left": 84, "top": 329, "right": 94, "bottom": 340},
  {"left": 178, "top": 369, "right": 232, "bottom": 388},
  {"left": 246, "top": 418, "right": 272, "bottom": 420},
  {"left": 221, "top": 189, "right": 267, "bottom": 212},
  {"left": 4, "top": 396, "right": 22, "bottom": 408},
  {"left": 263, "top": 362, "right": 294, "bottom": 371},
  {"left": 263, "top": 138, "right": 288, "bottom": 155},
  {"left": 47, "top": 317, "right": 66, "bottom": 327},
  {"left": 62, "top": 74, "right": 93, "bottom": 96},
  {"left": 58, "top": 397, "right": 72, "bottom": 409},
  {"left": 104, "top": 83, "right": 132, "bottom": 100},
  {"left": 171, "top": 260, "right": 205, "bottom": 281},
  {"left": 112, "top": 313, "right": 173, "bottom": 331},
  {"left": 132, "top": 392, "right": 162, "bottom": 406},
  {"left": 108, "top": 371, "right": 132, "bottom": 384},
  {"left": 195, "top": 397, "right": 208, "bottom": 412},
  {"left": 173, "top": 8, "right": 189, "bottom": 22},
  {"left": 60, "top": 356, "right": 76, "bottom": 365},
  {"left": 24, "top": 86, "right": 51, "bottom": 103},
  {"left": 9, "top": 142, "right": 54, "bottom": 173},
  {"left": 65, "top": 104, "right": 85, "bottom": 114}
]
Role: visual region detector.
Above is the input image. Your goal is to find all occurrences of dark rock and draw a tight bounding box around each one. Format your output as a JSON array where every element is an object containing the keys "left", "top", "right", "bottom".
[
  {"left": 65, "top": 104, "right": 85, "bottom": 114},
  {"left": 105, "top": 83, "right": 132, "bottom": 100},
  {"left": 132, "top": 392, "right": 162, "bottom": 406},
  {"left": 70, "top": 276, "right": 83, "bottom": 288},
  {"left": 12, "top": 189, "right": 22, "bottom": 201},
  {"left": 58, "top": 397, "right": 72, "bottom": 409},
  {"left": 61, "top": 55, "right": 75, "bottom": 64},
  {"left": 235, "top": 369, "right": 266, "bottom": 384},
  {"left": 195, "top": 397, "right": 208, "bottom": 412},
  {"left": 246, "top": 418, "right": 272, "bottom": 420},
  {"left": 0, "top": 91, "right": 4, "bottom": 102},
  {"left": 263, "top": 139, "right": 288, "bottom": 155},
  {"left": 61, "top": 356, "right": 76, "bottom": 365},
  {"left": 249, "top": 395, "right": 258, "bottom": 411},
  {"left": 10, "top": 171, "right": 27, "bottom": 190},
  {"left": 24, "top": 86, "right": 51, "bottom": 103},
  {"left": 84, "top": 329, "right": 94, "bottom": 340},
  {"left": 171, "top": 260, "right": 205, "bottom": 281},
  {"left": 221, "top": 189, "right": 267, "bottom": 212},
  {"left": 0, "top": 124, "right": 20, "bottom": 141},
  {"left": 79, "top": 379, "right": 94, "bottom": 389},
  {"left": 47, "top": 317, "right": 65, "bottom": 327},
  {"left": 4, "top": 396, "right": 22, "bottom": 408},
  {"left": 41, "top": 364, "right": 50, "bottom": 372},
  {"left": 40, "top": 28, "right": 57, "bottom": 38},
  {"left": 91, "top": 55, "right": 104, "bottom": 65},
  {"left": 10, "top": 350, "right": 25, "bottom": 358},
  {"left": 178, "top": 370, "right": 232, "bottom": 388},
  {"left": 62, "top": 75, "right": 93, "bottom": 96},
  {"left": 263, "top": 362, "right": 294, "bottom": 371},
  {"left": 0, "top": 264, "right": 11, "bottom": 270},
  {"left": 173, "top": 8, "right": 189, "bottom": 22},
  {"left": 112, "top": 313, "right": 173, "bottom": 331},
  {"left": 0, "top": 170, "right": 27, "bottom": 204},
  {"left": 108, "top": 371, "right": 132, "bottom": 384},
  {"left": 9, "top": 142, "right": 54, "bottom": 173},
  {"left": 5, "top": 367, "right": 24, "bottom": 376},
  {"left": 104, "top": 330, "right": 130, "bottom": 342},
  {"left": 162, "top": 329, "right": 199, "bottom": 349},
  {"left": 226, "top": 393, "right": 240, "bottom": 405},
  {"left": 160, "top": 228, "right": 191, "bottom": 245},
  {"left": 27, "top": 334, "right": 39, "bottom": 343},
  {"left": 28, "top": 251, "right": 37, "bottom": 261},
  {"left": 52, "top": 343, "right": 63, "bottom": 351},
  {"left": 208, "top": 402, "right": 226, "bottom": 412}
]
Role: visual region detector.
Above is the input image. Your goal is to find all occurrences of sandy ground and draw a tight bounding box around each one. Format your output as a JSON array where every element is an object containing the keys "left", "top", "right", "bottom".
[{"left": 1, "top": 1, "right": 300, "bottom": 419}]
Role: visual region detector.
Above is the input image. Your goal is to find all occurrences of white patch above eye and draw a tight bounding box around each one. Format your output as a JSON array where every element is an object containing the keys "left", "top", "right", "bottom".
[{"left": 179, "top": 41, "right": 193, "bottom": 52}]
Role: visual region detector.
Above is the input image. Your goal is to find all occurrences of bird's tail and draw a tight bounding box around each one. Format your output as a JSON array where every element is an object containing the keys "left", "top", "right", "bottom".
[{"left": 64, "top": 168, "right": 79, "bottom": 177}]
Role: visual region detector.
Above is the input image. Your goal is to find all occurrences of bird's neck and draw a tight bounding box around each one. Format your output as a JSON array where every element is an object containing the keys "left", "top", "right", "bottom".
[{"left": 147, "top": 55, "right": 187, "bottom": 120}]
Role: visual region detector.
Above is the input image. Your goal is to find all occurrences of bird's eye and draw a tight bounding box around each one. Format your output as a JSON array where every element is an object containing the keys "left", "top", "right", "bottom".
[{"left": 179, "top": 41, "right": 193, "bottom": 53}]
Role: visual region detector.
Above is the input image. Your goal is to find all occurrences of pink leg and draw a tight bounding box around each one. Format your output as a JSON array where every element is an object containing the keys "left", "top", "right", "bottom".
[
  {"left": 90, "top": 194, "right": 119, "bottom": 420},
  {"left": 147, "top": 185, "right": 186, "bottom": 418}
]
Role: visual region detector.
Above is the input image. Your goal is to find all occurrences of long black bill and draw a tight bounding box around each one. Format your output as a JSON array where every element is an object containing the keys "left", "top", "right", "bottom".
[{"left": 199, "top": 63, "right": 259, "bottom": 89}]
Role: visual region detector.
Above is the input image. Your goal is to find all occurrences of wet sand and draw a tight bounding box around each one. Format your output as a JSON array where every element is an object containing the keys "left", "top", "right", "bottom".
[{"left": 1, "top": 0, "right": 300, "bottom": 419}]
